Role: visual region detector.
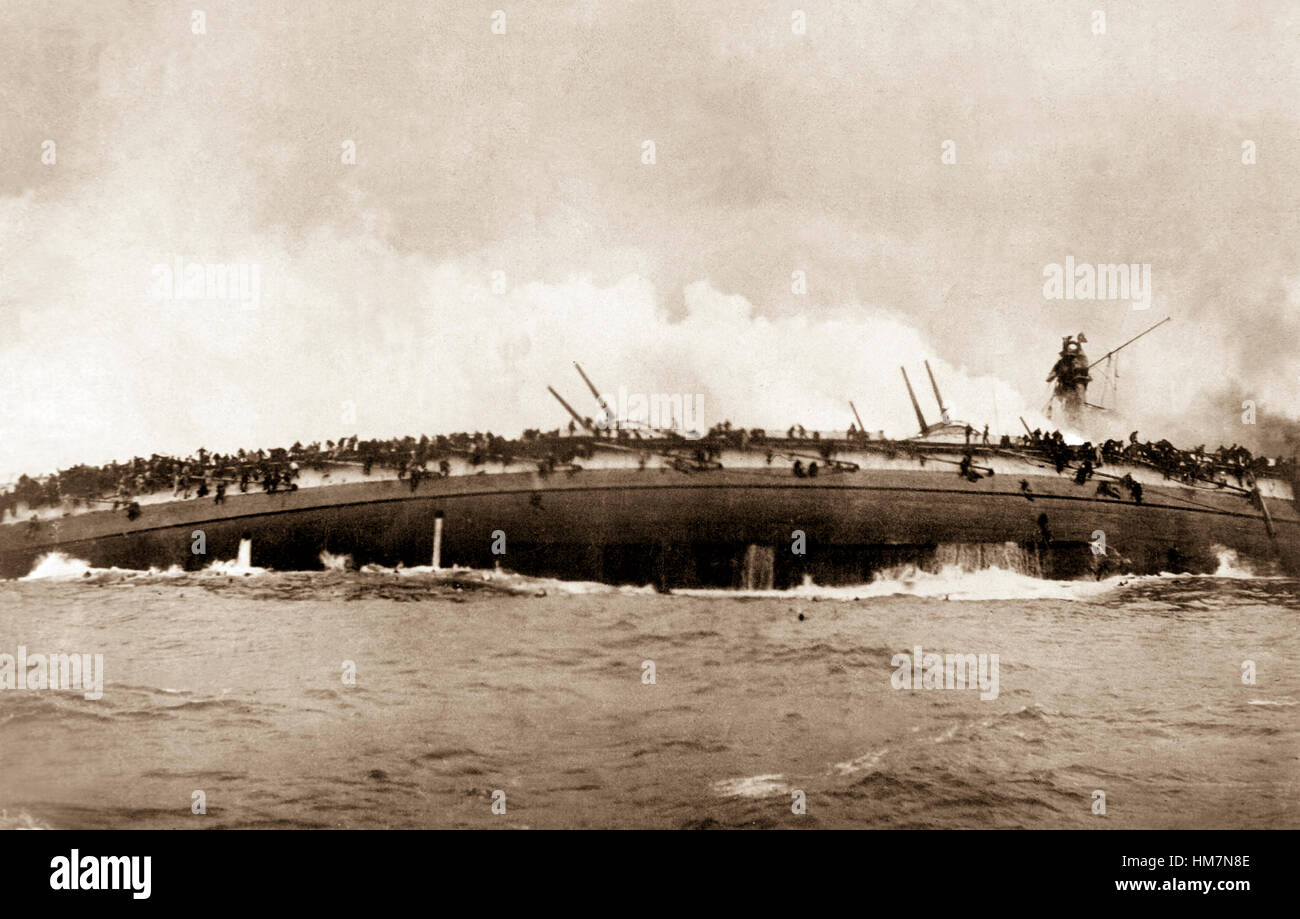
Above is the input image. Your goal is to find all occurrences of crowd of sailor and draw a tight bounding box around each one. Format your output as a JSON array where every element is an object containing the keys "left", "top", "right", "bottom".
[
  {"left": 1, "top": 423, "right": 1293, "bottom": 522},
  {"left": 1020, "top": 428, "right": 1276, "bottom": 491},
  {"left": 2, "top": 433, "right": 517, "bottom": 519}
]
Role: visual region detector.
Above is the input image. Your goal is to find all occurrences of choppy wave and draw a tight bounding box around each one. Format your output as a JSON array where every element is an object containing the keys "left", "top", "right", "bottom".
[
  {"left": 0, "top": 809, "right": 52, "bottom": 830},
  {"left": 832, "top": 747, "right": 890, "bottom": 776},
  {"left": 712, "top": 774, "right": 791, "bottom": 798},
  {"left": 3, "top": 553, "right": 1297, "bottom": 830}
]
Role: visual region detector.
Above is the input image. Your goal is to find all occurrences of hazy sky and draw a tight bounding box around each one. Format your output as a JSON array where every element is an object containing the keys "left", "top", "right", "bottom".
[{"left": 2, "top": 0, "right": 1298, "bottom": 481}]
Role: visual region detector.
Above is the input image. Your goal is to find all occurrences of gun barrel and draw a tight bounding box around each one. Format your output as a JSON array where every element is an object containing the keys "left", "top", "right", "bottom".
[
  {"left": 901, "top": 367, "right": 929, "bottom": 435},
  {"left": 849, "top": 400, "right": 866, "bottom": 432},
  {"left": 924, "top": 360, "right": 948, "bottom": 415},
  {"left": 572, "top": 362, "right": 614, "bottom": 424},
  {"left": 547, "top": 386, "right": 595, "bottom": 433}
]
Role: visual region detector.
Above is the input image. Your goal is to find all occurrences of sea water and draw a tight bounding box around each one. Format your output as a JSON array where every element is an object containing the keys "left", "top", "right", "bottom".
[{"left": 0, "top": 552, "right": 1295, "bottom": 829}]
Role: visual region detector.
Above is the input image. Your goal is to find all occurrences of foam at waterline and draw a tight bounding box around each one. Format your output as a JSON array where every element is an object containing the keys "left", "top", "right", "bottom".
[
  {"left": 15, "top": 553, "right": 1284, "bottom": 591},
  {"left": 204, "top": 560, "right": 267, "bottom": 576},
  {"left": 16, "top": 552, "right": 202, "bottom": 579},
  {"left": 18, "top": 551, "right": 99, "bottom": 580},
  {"left": 358, "top": 562, "right": 649, "bottom": 595},
  {"left": 931, "top": 541, "right": 1042, "bottom": 577},
  {"left": 16, "top": 552, "right": 180, "bottom": 580},
  {"left": 203, "top": 537, "right": 266, "bottom": 575},
  {"left": 318, "top": 550, "right": 352, "bottom": 571},
  {"left": 13, "top": 551, "right": 264, "bottom": 580},
  {"left": 1142, "top": 546, "right": 1291, "bottom": 581},
  {"left": 1210, "top": 546, "right": 1264, "bottom": 579},
  {"left": 676, "top": 567, "right": 1132, "bottom": 602}
]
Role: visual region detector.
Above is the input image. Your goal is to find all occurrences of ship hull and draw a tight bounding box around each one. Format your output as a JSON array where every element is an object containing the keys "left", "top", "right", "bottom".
[{"left": 3, "top": 465, "right": 1297, "bottom": 586}]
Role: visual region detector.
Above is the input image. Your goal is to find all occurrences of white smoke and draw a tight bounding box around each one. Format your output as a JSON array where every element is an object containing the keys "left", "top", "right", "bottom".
[{"left": 3, "top": 0, "right": 1298, "bottom": 482}]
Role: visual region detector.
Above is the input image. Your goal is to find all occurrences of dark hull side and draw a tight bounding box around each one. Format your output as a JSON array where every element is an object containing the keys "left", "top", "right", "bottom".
[{"left": 2, "top": 467, "right": 1297, "bottom": 586}]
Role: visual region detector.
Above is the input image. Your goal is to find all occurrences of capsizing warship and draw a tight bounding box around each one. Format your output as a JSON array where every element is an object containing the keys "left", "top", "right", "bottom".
[{"left": 2, "top": 321, "right": 1297, "bottom": 586}]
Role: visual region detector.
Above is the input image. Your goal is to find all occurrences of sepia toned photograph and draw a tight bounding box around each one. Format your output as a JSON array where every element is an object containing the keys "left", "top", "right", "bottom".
[{"left": 0, "top": 0, "right": 1295, "bottom": 881}]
